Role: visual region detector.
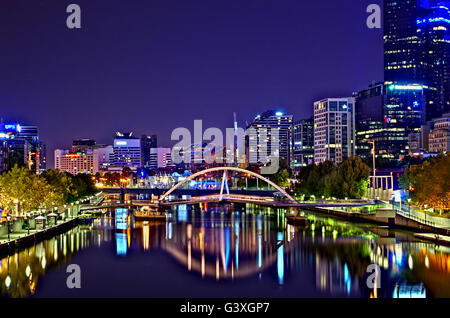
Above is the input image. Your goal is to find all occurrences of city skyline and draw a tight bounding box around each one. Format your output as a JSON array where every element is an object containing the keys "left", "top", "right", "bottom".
[
  {"left": 1, "top": 0, "right": 450, "bottom": 304},
  {"left": 0, "top": 0, "right": 383, "bottom": 167}
]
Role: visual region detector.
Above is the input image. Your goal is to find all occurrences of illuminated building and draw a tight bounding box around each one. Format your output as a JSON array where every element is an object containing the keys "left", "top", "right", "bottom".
[
  {"left": 0, "top": 123, "right": 38, "bottom": 173},
  {"left": 408, "top": 125, "right": 430, "bottom": 153},
  {"left": 141, "top": 134, "right": 158, "bottom": 168},
  {"left": 384, "top": 0, "right": 450, "bottom": 121},
  {"left": 38, "top": 141, "right": 47, "bottom": 172},
  {"left": 112, "top": 132, "right": 141, "bottom": 170},
  {"left": 96, "top": 146, "right": 114, "bottom": 171},
  {"left": 355, "top": 83, "right": 386, "bottom": 160},
  {"left": 54, "top": 149, "right": 99, "bottom": 174},
  {"left": 428, "top": 112, "right": 450, "bottom": 152},
  {"left": 72, "top": 139, "right": 96, "bottom": 152},
  {"left": 381, "top": 84, "right": 427, "bottom": 157},
  {"left": 314, "top": 98, "right": 355, "bottom": 165},
  {"left": 288, "top": 118, "right": 314, "bottom": 173},
  {"left": 0, "top": 124, "right": 22, "bottom": 172},
  {"left": 17, "top": 125, "right": 40, "bottom": 174},
  {"left": 246, "top": 110, "right": 293, "bottom": 165},
  {"left": 149, "top": 147, "right": 172, "bottom": 170},
  {"left": 355, "top": 83, "right": 427, "bottom": 159}
]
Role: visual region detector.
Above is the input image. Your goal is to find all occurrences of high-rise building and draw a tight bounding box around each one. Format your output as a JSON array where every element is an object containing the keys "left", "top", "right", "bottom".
[
  {"left": 288, "top": 117, "right": 314, "bottom": 173},
  {"left": 149, "top": 147, "right": 172, "bottom": 169},
  {"left": 96, "top": 146, "right": 114, "bottom": 171},
  {"left": 355, "top": 83, "right": 386, "bottom": 160},
  {"left": 0, "top": 140, "right": 8, "bottom": 173},
  {"left": 17, "top": 125, "right": 40, "bottom": 174},
  {"left": 140, "top": 135, "right": 157, "bottom": 167},
  {"left": 314, "top": 97, "right": 356, "bottom": 165},
  {"left": 384, "top": 0, "right": 450, "bottom": 121},
  {"left": 54, "top": 149, "right": 99, "bottom": 175},
  {"left": 72, "top": 139, "right": 96, "bottom": 153},
  {"left": 355, "top": 82, "right": 427, "bottom": 159},
  {"left": 39, "top": 141, "right": 47, "bottom": 172},
  {"left": 428, "top": 112, "right": 450, "bottom": 152},
  {"left": 0, "top": 123, "right": 27, "bottom": 172},
  {"left": 382, "top": 84, "right": 427, "bottom": 157},
  {"left": 408, "top": 124, "right": 431, "bottom": 152},
  {"left": 246, "top": 110, "right": 293, "bottom": 166},
  {"left": 113, "top": 132, "right": 141, "bottom": 170}
]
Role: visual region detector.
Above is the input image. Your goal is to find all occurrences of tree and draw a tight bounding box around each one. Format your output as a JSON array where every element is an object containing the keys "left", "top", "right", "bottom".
[
  {"left": 402, "top": 154, "right": 450, "bottom": 214},
  {"left": 295, "top": 158, "right": 370, "bottom": 199},
  {"left": 325, "top": 157, "right": 370, "bottom": 199},
  {"left": 296, "top": 161, "right": 335, "bottom": 196},
  {"left": 0, "top": 166, "right": 60, "bottom": 215},
  {"left": 264, "top": 157, "right": 292, "bottom": 188},
  {"left": 41, "top": 170, "right": 77, "bottom": 203}
]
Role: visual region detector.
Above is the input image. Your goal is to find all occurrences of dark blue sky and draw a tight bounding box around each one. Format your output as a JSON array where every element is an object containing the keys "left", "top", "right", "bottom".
[{"left": 0, "top": 0, "right": 383, "bottom": 167}]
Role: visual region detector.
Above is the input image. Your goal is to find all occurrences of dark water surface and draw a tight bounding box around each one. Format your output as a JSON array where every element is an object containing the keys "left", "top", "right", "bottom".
[{"left": 0, "top": 204, "right": 449, "bottom": 298}]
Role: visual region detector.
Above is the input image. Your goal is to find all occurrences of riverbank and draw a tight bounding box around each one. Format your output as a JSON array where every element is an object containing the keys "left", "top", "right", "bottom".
[
  {"left": 414, "top": 233, "right": 450, "bottom": 247},
  {"left": 305, "top": 206, "right": 450, "bottom": 236},
  {"left": 0, "top": 217, "right": 79, "bottom": 256}
]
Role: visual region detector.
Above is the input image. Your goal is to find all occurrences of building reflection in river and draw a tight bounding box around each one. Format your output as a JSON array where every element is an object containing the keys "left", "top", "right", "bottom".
[{"left": 0, "top": 203, "right": 449, "bottom": 298}]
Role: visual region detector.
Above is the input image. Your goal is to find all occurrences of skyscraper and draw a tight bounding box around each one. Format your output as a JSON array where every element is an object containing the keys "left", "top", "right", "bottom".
[
  {"left": 246, "top": 110, "right": 293, "bottom": 166},
  {"left": 17, "top": 125, "right": 40, "bottom": 174},
  {"left": 384, "top": 0, "right": 450, "bottom": 120},
  {"left": 39, "top": 141, "right": 47, "bottom": 172},
  {"left": 355, "top": 83, "right": 385, "bottom": 160},
  {"left": 113, "top": 132, "right": 141, "bottom": 170},
  {"left": 140, "top": 134, "right": 157, "bottom": 167},
  {"left": 355, "top": 82, "right": 427, "bottom": 159},
  {"left": 314, "top": 97, "right": 356, "bottom": 165},
  {"left": 288, "top": 117, "right": 314, "bottom": 173}
]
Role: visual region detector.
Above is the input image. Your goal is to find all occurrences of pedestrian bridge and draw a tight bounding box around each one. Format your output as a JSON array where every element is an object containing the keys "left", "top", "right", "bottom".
[{"left": 158, "top": 166, "right": 297, "bottom": 203}]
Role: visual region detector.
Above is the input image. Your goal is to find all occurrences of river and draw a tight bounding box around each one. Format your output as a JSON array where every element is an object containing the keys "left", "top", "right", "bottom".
[{"left": 0, "top": 203, "right": 449, "bottom": 298}]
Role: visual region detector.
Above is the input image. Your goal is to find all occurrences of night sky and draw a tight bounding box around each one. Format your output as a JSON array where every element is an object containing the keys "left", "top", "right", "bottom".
[{"left": 0, "top": 0, "right": 383, "bottom": 167}]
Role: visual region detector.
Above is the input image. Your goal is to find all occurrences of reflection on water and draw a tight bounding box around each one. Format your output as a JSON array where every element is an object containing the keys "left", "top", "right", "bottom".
[{"left": 0, "top": 203, "right": 449, "bottom": 298}]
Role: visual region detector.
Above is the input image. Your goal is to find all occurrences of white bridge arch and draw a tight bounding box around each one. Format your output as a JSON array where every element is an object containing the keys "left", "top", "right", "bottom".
[{"left": 159, "top": 167, "right": 296, "bottom": 203}]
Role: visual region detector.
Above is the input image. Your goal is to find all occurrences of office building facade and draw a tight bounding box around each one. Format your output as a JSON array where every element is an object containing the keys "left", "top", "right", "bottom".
[
  {"left": 355, "top": 83, "right": 386, "bottom": 160},
  {"left": 428, "top": 112, "right": 450, "bottom": 152},
  {"left": 54, "top": 149, "right": 99, "bottom": 175},
  {"left": 384, "top": 0, "right": 450, "bottom": 121},
  {"left": 246, "top": 110, "right": 293, "bottom": 166},
  {"left": 113, "top": 132, "right": 141, "bottom": 170},
  {"left": 17, "top": 125, "right": 40, "bottom": 174},
  {"left": 149, "top": 147, "right": 173, "bottom": 170},
  {"left": 141, "top": 134, "right": 158, "bottom": 168},
  {"left": 314, "top": 98, "right": 356, "bottom": 165},
  {"left": 288, "top": 118, "right": 314, "bottom": 173}
]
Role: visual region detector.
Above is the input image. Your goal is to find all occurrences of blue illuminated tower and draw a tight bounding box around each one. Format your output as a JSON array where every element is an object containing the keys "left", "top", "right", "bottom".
[{"left": 384, "top": 0, "right": 450, "bottom": 120}]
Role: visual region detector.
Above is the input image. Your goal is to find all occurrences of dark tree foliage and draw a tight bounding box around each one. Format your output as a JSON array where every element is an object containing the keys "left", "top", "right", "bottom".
[{"left": 296, "top": 157, "right": 370, "bottom": 199}]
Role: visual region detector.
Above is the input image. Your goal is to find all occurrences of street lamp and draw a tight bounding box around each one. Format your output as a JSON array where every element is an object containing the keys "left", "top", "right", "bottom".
[
  {"left": 13, "top": 199, "right": 19, "bottom": 217},
  {"left": 7, "top": 215, "right": 11, "bottom": 240},
  {"left": 408, "top": 198, "right": 411, "bottom": 218},
  {"left": 424, "top": 204, "right": 428, "bottom": 224},
  {"left": 369, "top": 140, "right": 376, "bottom": 200}
]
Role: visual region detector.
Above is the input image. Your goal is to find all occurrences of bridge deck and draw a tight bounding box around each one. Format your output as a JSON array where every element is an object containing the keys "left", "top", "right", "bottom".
[{"left": 81, "top": 194, "right": 375, "bottom": 211}]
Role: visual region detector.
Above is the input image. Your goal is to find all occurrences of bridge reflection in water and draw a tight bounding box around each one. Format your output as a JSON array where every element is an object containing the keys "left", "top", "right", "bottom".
[{"left": 0, "top": 204, "right": 449, "bottom": 298}]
